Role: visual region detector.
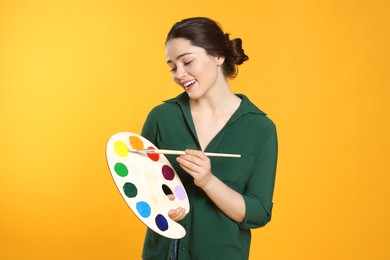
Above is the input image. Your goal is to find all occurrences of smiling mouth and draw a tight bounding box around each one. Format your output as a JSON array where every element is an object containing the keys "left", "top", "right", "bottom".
[{"left": 182, "top": 79, "right": 197, "bottom": 89}]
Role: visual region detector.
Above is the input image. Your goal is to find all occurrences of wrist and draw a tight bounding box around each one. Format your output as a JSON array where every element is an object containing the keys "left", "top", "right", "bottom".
[{"left": 200, "top": 173, "right": 215, "bottom": 191}]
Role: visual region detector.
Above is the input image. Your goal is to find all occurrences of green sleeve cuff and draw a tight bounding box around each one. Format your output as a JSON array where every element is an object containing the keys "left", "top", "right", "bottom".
[{"left": 239, "top": 195, "right": 273, "bottom": 229}]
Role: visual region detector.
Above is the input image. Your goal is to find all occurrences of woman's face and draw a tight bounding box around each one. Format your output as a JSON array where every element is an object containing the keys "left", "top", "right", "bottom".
[{"left": 165, "top": 38, "right": 225, "bottom": 99}]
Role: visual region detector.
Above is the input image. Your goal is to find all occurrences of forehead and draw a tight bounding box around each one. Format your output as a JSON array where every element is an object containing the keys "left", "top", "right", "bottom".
[{"left": 165, "top": 38, "right": 206, "bottom": 62}]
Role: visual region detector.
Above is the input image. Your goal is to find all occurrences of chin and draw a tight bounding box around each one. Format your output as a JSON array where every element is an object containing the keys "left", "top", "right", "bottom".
[{"left": 187, "top": 91, "right": 204, "bottom": 101}]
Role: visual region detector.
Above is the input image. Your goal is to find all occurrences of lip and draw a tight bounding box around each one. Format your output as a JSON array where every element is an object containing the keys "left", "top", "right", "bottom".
[{"left": 180, "top": 79, "right": 197, "bottom": 91}]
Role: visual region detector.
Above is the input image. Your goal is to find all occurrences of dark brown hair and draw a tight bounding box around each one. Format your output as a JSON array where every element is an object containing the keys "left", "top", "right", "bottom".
[{"left": 166, "top": 17, "right": 249, "bottom": 78}]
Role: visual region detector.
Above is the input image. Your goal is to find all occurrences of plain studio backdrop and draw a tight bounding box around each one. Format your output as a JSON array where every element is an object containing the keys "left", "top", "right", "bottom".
[{"left": 1, "top": 0, "right": 389, "bottom": 259}]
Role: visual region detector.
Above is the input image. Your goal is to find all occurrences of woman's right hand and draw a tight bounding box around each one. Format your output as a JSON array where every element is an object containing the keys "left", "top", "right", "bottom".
[{"left": 168, "top": 207, "right": 187, "bottom": 222}]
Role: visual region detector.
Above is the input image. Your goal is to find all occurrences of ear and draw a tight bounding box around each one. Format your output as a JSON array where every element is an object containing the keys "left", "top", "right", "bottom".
[{"left": 215, "top": 56, "right": 225, "bottom": 66}]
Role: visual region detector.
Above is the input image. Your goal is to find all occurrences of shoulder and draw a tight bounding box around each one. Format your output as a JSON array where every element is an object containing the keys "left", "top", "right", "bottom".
[
  {"left": 147, "top": 93, "right": 184, "bottom": 115},
  {"left": 236, "top": 94, "right": 276, "bottom": 131},
  {"left": 147, "top": 102, "right": 176, "bottom": 117},
  {"left": 145, "top": 92, "right": 188, "bottom": 123}
]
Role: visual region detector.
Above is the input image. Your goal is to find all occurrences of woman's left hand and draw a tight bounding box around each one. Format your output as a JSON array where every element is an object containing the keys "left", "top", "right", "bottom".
[{"left": 176, "top": 149, "right": 212, "bottom": 189}]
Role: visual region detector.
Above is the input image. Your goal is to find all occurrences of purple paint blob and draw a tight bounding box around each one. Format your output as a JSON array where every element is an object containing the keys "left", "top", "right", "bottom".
[
  {"left": 161, "top": 165, "right": 174, "bottom": 181},
  {"left": 174, "top": 185, "right": 186, "bottom": 201},
  {"left": 155, "top": 214, "right": 168, "bottom": 231}
]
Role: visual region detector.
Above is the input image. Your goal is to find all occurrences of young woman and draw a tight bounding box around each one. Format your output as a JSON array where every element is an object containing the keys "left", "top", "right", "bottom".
[{"left": 141, "top": 17, "right": 278, "bottom": 260}]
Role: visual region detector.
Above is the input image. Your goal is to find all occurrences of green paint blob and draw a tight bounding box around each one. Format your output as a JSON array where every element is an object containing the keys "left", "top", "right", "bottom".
[
  {"left": 114, "top": 162, "right": 128, "bottom": 177},
  {"left": 123, "top": 182, "right": 137, "bottom": 198}
]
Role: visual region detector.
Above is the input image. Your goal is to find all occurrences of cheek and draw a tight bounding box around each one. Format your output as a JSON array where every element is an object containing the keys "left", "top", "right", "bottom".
[
  {"left": 198, "top": 58, "right": 218, "bottom": 74},
  {"left": 173, "top": 76, "right": 181, "bottom": 85},
  {"left": 187, "top": 63, "right": 203, "bottom": 76}
]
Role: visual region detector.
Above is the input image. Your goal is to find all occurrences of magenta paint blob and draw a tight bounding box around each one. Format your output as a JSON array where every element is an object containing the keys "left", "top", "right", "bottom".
[{"left": 161, "top": 165, "right": 174, "bottom": 180}]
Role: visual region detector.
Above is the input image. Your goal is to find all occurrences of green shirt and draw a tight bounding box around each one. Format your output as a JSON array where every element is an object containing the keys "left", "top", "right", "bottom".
[{"left": 141, "top": 92, "right": 278, "bottom": 260}]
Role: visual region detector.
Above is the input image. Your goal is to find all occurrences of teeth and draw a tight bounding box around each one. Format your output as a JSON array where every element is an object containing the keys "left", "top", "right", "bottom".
[{"left": 183, "top": 80, "right": 196, "bottom": 87}]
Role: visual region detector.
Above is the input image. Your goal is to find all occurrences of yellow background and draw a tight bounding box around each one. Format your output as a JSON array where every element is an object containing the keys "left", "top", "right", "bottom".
[{"left": 1, "top": 0, "right": 389, "bottom": 259}]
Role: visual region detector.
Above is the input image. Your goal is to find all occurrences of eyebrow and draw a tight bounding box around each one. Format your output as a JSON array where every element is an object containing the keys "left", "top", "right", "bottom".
[{"left": 167, "top": 53, "right": 194, "bottom": 64}]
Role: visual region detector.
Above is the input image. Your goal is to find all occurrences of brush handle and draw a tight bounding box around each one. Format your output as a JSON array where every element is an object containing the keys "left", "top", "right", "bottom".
[{"left": 129, "top": 149, "right": 241, "bottom": 158}]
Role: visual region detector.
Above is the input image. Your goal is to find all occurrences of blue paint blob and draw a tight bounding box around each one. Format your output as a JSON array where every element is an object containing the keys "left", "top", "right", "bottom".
[
  {"left": 155, "top": 214, "right": 169, "bottom": 231},
  {"left": 136, "top": 201, "right": 151, "bottom": 218}
]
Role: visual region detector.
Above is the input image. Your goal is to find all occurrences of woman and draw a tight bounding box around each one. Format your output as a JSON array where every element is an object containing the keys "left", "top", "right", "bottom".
[{"left": 141, "top": 17, "right": 278, "bottom": 260}]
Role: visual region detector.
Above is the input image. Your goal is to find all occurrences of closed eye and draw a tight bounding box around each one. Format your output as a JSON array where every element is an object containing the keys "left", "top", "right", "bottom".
[{"left": 168, "top": 59, "right": 193, "bottom": 73}]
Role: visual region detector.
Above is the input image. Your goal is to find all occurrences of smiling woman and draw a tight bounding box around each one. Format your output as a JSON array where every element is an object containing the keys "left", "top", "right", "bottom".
[
  {"left": 166, "top": 17, "right": 248, "bottom": 79},
  {"left": 140, "top": 17, "right": 278, "bottom": 260},
  {"left": 166, "top": 38, "right": 227, "bottom": 100}
]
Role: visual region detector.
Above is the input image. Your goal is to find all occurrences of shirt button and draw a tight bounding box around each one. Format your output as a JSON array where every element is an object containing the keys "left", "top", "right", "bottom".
[{"left": 181, "top": 246, "right": 186, "bottom": 250}]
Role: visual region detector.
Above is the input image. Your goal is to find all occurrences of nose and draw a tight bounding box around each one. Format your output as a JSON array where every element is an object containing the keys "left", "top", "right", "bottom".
[{"left": 174, "top": 65, "right": 187, "bottom": 80}]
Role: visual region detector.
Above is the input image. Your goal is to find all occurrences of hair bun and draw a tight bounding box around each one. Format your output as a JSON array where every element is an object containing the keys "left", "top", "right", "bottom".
[{"left": 229, "top": 38, "right": 249, "bottom": 65}]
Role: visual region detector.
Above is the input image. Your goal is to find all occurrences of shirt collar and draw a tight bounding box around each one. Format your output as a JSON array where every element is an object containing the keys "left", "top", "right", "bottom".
[
  {"left": 163, "top": 92, "right": 266, "bottom": 149},
  {"left": 163, "top": 92, "right": 266, "bottom": 116}
]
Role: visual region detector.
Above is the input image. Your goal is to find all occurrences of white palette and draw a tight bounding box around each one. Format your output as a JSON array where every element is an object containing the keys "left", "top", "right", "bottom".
[{"left": 106, "top": 132, "right": 190, "bottom": 239}]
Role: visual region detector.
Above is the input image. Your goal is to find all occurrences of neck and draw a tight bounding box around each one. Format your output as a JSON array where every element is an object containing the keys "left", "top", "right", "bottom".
[{"left": 189, "top": 82, "right": 240, "bottom": 114}]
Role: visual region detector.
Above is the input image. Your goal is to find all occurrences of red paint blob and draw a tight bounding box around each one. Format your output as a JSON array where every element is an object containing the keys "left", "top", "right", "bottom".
[{"left": 146, "top": 146, "right": 159, "bottom": 161}]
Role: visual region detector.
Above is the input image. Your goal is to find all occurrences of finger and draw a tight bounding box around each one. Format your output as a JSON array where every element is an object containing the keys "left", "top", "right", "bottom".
[
  {"left": 167, "top": 194, "right": 175, "bottom": 201},
  {"left": 168, "top": 209, "right": 177, "bottom": 218},
  {"left": 176, "top": 162, "right": 195, "bottom": 176},
  {"left": 168, "top": 207, "right": 184, "bottom": 217},
  {"left": 174, "top": 208, "right": 186, "bottom": 221},
  {"left": 185, "top": 149, "right": 208, "bottom": 160},
  {"left": 177, "top": 154, "right": 211, "bottom": 174},
  {"left": 178, "top": 154, "right": 209, "bottom": 168},
  {"left": 168, "top": 208, "right": 186, "bottom": 221},
  {"left": 177, "top": 160, "right": 203, "bottom": 177}
]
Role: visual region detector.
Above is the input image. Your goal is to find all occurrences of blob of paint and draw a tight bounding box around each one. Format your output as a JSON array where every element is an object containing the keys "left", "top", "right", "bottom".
[
  {"left": 136, "top": 201, "right": 151, "bottom": 218},
  {"left": 162, "top": 184, "right": 175, "bottom": 201},
  {"left": 130, "top": 136, "right": 144, "bottom": 150},
  {"left": 161, "top": 165, "right": 174, "bottom": 180},
  {"left": 114, "top": 162, "right": 128, "bottom": 177},
  {"left": 155, "top": 214, "right": 169, "bottom": 231},
  {"left": 146, "top": 146, "right": 159, "bottom": 161},
  {"left": 174, "top": 185, "right": 186, "bottom": 201},
  {"left": 123, "top": 182, "right": 137, "bottom": 198},
  {"left": 114, "top": 141, "right": 128, "bottom": 157}
]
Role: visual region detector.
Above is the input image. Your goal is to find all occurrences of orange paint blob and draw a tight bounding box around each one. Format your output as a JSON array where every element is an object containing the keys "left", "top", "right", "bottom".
[{"left": 129, "top": 136, "right": 144, "bottom": 150}]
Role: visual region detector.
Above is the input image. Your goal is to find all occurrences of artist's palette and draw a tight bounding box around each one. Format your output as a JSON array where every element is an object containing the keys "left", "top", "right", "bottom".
[{"left": 106, "top": 132, "right": 190, "bottom": 239}]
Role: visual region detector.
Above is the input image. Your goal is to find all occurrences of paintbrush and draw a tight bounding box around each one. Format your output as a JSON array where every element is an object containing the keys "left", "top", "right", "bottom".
[{"left": 128, "top": 149, "right": 241, "bottom": 158}]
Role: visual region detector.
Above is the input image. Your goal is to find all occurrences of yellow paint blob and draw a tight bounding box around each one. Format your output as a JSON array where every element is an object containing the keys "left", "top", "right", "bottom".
[
  {"left": 114, "top": 141, "right": 129, "bottom": 157},
  {"left": 129, "top": 136, "right": 144, "bottom": 150}
]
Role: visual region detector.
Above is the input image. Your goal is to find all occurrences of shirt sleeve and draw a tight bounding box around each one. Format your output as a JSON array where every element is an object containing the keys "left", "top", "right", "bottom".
[{"left": 239, "top": 123, "right": 278, "bottom": 229}]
